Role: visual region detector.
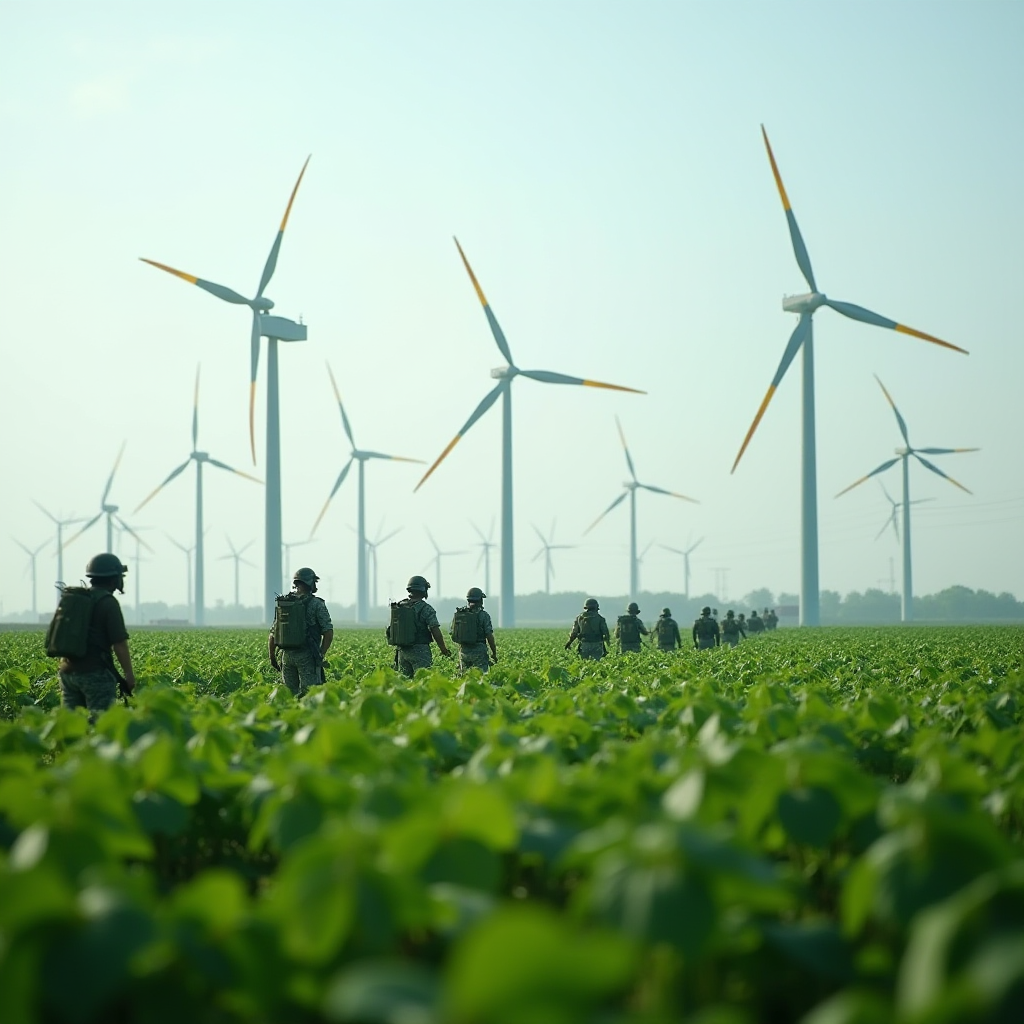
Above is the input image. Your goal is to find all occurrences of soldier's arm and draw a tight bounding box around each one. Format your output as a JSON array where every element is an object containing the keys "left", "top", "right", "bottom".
[
  {"left": 429, "top": 625, "right": 452, "bottom": 657},
  {"left": 112, "top": 640, "right": 136, "bottom": 692},
  {"left": 320, "top": 629, "right": 334, "bottom": 657},
  {"left": 268, "top": 633, "right": 280, "bottom": 670}
]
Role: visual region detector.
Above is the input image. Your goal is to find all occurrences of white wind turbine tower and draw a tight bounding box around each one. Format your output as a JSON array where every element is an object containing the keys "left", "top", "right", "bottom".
[
  {"left": 14, "top": 538, "right": 48, "bottom": 618},
  {"left": 661, "top": 537, "right": 703, "bottom": 600},
  {"left": 425, "top": 529, "right": 466, "bottom": 600}
]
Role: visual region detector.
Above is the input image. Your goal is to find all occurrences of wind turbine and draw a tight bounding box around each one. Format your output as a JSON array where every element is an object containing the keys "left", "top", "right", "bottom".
[
  {"left": 67, "top": 443, "right": 148, "bottom": 554},
  {"left": 836, "top": 376, "right": 977, "bottom": 622},
  {"left": 283, "top": 539, "right": 314, "bottom": 574},
  {"left": 167, "top": 535, "right": 196, "bottom": 622},
  {"left": 425, "top": 529, "right": 466, "bottom": 600},
  {"left": 876, "top": 481, "right": 932, "bottom": 543},
  {"left": 355, "top": 522, "right": 403, "bottom": 612},
  {"left": 220, "top": 537, "right": 256, "bottom": 609},
  {"left": 141, "top": 157, "right": 311, "bottom": 622},
  {"left": 585, "top": 417, "right": 698, "bottom": 600},
  {"left": 661, "top": 536, "right": 703, "bottom": 600},
  {"left": 636, "top": 539, "right": 656, "bottom": 594},
  {"left": 135, "top": 367, "right": 261, "bottom": 627},
  {"left": 311, "top": 364, "right": 424, "bottom": 623},
  {"left": 531, "top": 522, "right": 575, "bottom": 595},
  {"left": 14, "top": 538, "right": 48, "bottom": 618},
  {"left": 470, "top": 519, "right": 497, "bottom": 597},
  {"left": 33, "top": 503, "right": 85, "bottom": 597},
  {"left": 731, "top": 127, "right": 968, "bottom": 627},
  {"left": 415, "top": 239, "right": 644, "bottom": 627}
]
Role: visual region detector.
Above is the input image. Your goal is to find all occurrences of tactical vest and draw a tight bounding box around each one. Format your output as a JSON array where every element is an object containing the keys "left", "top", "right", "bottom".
[
  {"left": 45, "top": 587, "right": 111, "bottom": 659},
  {"left": 387, "top": 600, "right": 427, "bottom": 646},
  {"left": 656, "top": 617, "right": 676, "bottom": 642},
  {"left": 273, "top": 593, "right": 310, "bottom": 649},
  {"left": 451, "top": 606, "right": 483, "bottom": 644},
  {"left": 578, "top": 611, "right": 603, "bottom": 642},
  {"left": 694, "top": 616, "right": 717, "bottom": 638},
  {"left": 617, "top": 614, "right": 640, "bottom": 644},
  {"left": 722, "top": 618, "right": 739, "bottom": 637}
]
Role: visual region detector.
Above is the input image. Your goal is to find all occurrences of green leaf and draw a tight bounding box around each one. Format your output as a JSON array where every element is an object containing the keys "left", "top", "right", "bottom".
[
  {"left": 777, "top": 787, "right": 842, "bottom": 847},
  {"left": 324, "top": 960, "right": 439, "bottom": 1023}
]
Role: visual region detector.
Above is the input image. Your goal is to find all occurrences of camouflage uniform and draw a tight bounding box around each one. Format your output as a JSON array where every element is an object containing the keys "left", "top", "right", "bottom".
[
  {"left": 278, "top": 595, "right": 333, "bottom": 697},
  {"left": 692, "top": 613, "right": 720, "bottom": 650},
  {"left": 452, "top": 607, "right": 494, "bottom": 673},
  {"left": 568, "top": 610, "right": 610, "bottom": 661},
  {"left": 748, "top": 612, "right": 765, "bottom": 634},
  {"left": 58, "top": 587, "right": 129, "bottom": 718},
  {"left": 721, "top": 614, "right": 745, "bottom": 648},
  {"left": 614, "top": 613, "right": 649, "bottom": 653},
  {"left": 654, "top": 615, "right": 682, "bottom": 651},
  {"left": 395, "top": 598, "right": 440, "bottom": 678}
]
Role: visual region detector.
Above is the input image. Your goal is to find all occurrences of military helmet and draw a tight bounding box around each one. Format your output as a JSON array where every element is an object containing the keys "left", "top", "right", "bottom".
[
  {"left": 662, "top": 608, "right": 671, "bottom": 617},
  {"left": 86, "top": 553, "right": 128, "bottom": 578},
  {"left": 406, "top": 575, "right": 430, "bottom": 593},
  {"left": 702, "top": 606, "right": 711, "bottom": 616},
  {"left": 584, "top": 598, "right": 599, "bottom": 610},
  {"left": 293, "top": 567, "right": 319, "bottom": 587},
  {"left": 726, "top": 610, "right": 735, "bottom": 618},
  {"left": 466, "top": 587, "right": 485, "bottom": 602},
  {"left": 627, "top": 602, "right": 640, "bottom": 614}
]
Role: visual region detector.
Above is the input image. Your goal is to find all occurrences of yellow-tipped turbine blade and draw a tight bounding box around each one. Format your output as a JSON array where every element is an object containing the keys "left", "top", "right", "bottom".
[
  {"left": 280, "top": 155, "right": 311, "bottom": 232},
  {"left": 415, "top": 435, "right": 462, "bottom": 492},
  {"left": 893, "top": 323, "right": 968, "bottom": 355},
  {"left": 454, "top": 236, "right": 489, "bottom": 307},
  {"left": 761, "top": 125, "right": 792, "bottom": 212},
  {"left": 732, "top": 386, "right": 776, "bottom": 473},
  {"left": 139, "top": 258, "right": 199, "bottom": 284}
]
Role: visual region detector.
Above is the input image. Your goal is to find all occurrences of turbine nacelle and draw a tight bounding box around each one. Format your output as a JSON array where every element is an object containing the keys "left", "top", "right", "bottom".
[
  {"left": 254, "top": 297, "right": 275, "bottom": 312},
  {"left": 895, "top": 447, "right": 911, "bottom": 456},
  {"left": 102, "top": 503, "right": 118, "bottom": 514},
  {"left": 490, "top": 365, "right": 517, "bottom": 380},
  {"left": 192, "top": 451, "right": 210, "bottom": 462},
  {"left": 782, "top": 291, "right": 826, "bottom": 314},
  {"left": 260, "top": 314, "right": 307, "bottom": 342}
]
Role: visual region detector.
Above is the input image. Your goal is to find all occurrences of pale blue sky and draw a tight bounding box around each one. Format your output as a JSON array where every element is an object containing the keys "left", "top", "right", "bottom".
[{"left": 2, "top": 0, "right": 1022, "bottom": 615}]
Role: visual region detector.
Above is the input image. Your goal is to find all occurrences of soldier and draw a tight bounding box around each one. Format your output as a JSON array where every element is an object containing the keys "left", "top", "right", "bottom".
[
  {"left": 268, "top": 567, "right": 334, "bottom": 697},
  {"left": 565, "top": 598, "right": 610, "bottom": 660},
  {"left": 49, "top": 553, "right": 137, "bottom": 719},
  {"left": 693, "top": 605, "right": 720, "bottom": 650},
  {"left": 614, "top": 601, "right": 649, "bottom": 653},
  {"left": 721, "top": 609, "right": 746, "bottom": 647},
  {"left": 450, "top": 586, "right": 497, "bottom": 673},
  {"left": 388, "top": 575, "right": 452, "bottom": 678},
  {"left": 654, "top": 607, "right": 683, "bottom": 651},
  {"left": 748, "top": 609, "right": 765, "bottom": 634},
  {"left": 765, "top": 607, "right": 779, "bottom": 631}
]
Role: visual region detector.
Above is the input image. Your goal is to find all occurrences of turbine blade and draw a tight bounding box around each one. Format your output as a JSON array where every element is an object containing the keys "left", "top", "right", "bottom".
[
  {"left": 913, "top": 453, "right": 972, "bottom": 493},
  {"left": 879, "top": 480, "right": 896, "bottom": 506},
  {"left": 916, "top": 447, "right": 979, "bottom": 456},
  {"left": 207, "top": 458, "right": 263, "bottom": 483},
  {"left": 257, "top": 156, "right": 311, "bottom": 297},
  {"left": 532, "top": 524, "right": 547, "bottom": 545},
  {"left": 660, "top": 544, "right": 685, "bottom": 555},
  {"left": 584, "top": 491, "right": 629, "bottom": 535},
  {"left": 732, "top": 313, "right": 811, "bottom": 472},
  {"left": 835, "top": 458, "right": 901, "bottom": 498},
  {"left": 192, "top": 365, "right": 201, "bottom": 450},
  {"left": 65, "top": 512, "right": 103, "bottom": 547},
  {"left": 135, "top": 460, "right": 191, "bottom": 511},
  {"left": 761, "top": 126, "right": 817, "bottom": 292},
  {"left": 326, "top": 363, "right": 356, "bottom": 448},
  {"left": 827, "top": 300, "right": 968, "bottom": 354},
  {"left": 140, "top": 259, "right": 251, "bottom": 305},
  {"left": 874, "top": 515, "right": 892, "bottom": 542},
  {"left": 873, "top": 375, "right": 910, "bottom": 446},
  {"left": 101, "top": 441, "right": 127, "bottom": 505},
  {"left": 454, "top": 237, "right": 514, "bottom": 366},
  {"left": 310, "top": 457, "right": 354, "bottom": 536},
  {"left": 361, "top": 451, "right": 425, "bottom": 463},
  {"left": 615, "top": 416, "right": 637, "bottom": 480},
  {"left": 249, "top": 313, "right": 261, "bottom": 464},
  {"left": 519, "top": 368, "right": 645, "bottom": 393},
  {"left": 115, "top": 516, "right": 152, "bottom": 551},
  {"left": 33, "top": 500, "right": 57, "bottom": 524},
  {"left": 531, "top": 549, "right": 545, "bottom": 563},
  {"left": 415, "top": 381, "right": 506, "bottom": 491},
  {"left": 638, "top": 483, "right": 699, "bottom": 503},
  {"left": 687, "top": 537, "right": 704, "bottom": 554},
  {"left": 377, "top": 527, "right": 402, "bottom": 546}
]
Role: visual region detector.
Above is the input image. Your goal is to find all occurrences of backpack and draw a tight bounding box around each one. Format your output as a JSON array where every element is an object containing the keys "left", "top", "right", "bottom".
[
  {"left": 722, "top": 617, "right": 739, "bottom": 637},
  {"left": 656, "top": 617, "right": 675, "bottom": 642},
  {"left": 579, "top": 610, "right": 603, "bottom": 643},
  {"left": 694, "top": 616, "right": 717, "bottom": 638},
  {"left": 45, "top": 586, "right": 110, "bottom": 659},
  {"left": 617, "top": 614, "right": 640, "bottom": 644},
  {"left": 273, "top": 593, "right": 310, "bottom": 649},
  {"left": 387, "top": 601, "right": 419, "bottom": 646},
  {"left": 451, "top": 606, "right": 483, "bottom": 644}
]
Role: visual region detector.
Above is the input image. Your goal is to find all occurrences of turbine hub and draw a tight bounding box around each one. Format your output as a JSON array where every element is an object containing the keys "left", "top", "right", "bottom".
[
  {"left": 490, "top": 365, "right": 517, "bottom": 380},
  {"left": 782, "top": 291, "right": 826, "bottom": 314},
  {"left": 194, "top": 451, "right": 209, "bottom": 462},
  {"left": 895, "top": 447, "right": 910, "bottom": 456},
  {"left": 255, "top": 296, "right": 276, "bottom": 312}
]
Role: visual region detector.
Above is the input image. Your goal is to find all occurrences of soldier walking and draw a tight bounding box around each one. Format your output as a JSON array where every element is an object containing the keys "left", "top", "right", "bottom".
[
  {"left": 48, "top": 553, "right": 137, "bottom": 720},
  {"left": 614, "top": 601, "right": 649, "bottom": 653},
  {"left": 269, "top": 567, "right": 334, "bottom": 697},
  {"left": 387, "top": 575, "right": 452, "bottom": 678},
  {"left": 721, "top": 610, "right": 746, "bottom": 647},
  {"left": 748, "top": 609, "right": 765, "bottom": 634},
  {"left": 693, "top": 605, "right": 720, "bottom": 650},
  {"left": 765, "top": 607, "right": 779, "bottom": 631},
  {"left": 654, "top": 607, "right": 683, "bottom": 651},
  {"left": 450, "top": 586, "right": 497, "bottom": 673},
  {"left": 566, "top": 598, "right": 610, "bottom": 660}
]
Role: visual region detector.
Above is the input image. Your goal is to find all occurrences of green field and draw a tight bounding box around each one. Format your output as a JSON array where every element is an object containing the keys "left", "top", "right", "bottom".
[{"left": 1, "top": 626, "right": 1023, "bottom": 1024}]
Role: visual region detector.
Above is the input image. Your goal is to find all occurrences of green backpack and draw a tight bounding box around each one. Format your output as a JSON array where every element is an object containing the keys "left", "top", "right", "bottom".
[
  {"left": 617, "top": 615, "right": 640, "bottom": 644},
  {"left": 579, "top": 610, "right": 603, "bottom": 642},
  {"left": 45, "top": 587, "right": 110, "bottom": 659},
  {"left": 451, "top": 606, "right": 483, "bottom": 644},
  {"left": 273, "top": 593, "right": 310, "bottom": 649},
  {"left": 387, "top": 601, "right": 419, "bottom": 646},
  {"left": 656, "top": 617, "right": 675, "bottom": 641},
  {"left": 695, "top": 616, "right": 717, "bottom": 638}
]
